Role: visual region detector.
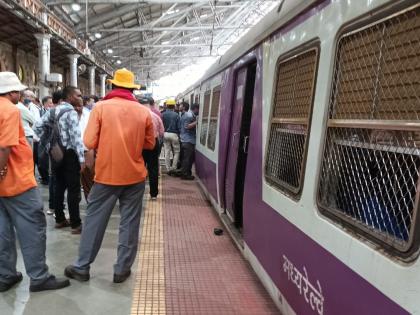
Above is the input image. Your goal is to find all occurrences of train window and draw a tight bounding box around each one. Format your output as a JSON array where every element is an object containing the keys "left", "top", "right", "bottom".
[
  {"left": 207, "top": 86, "right": 221, "bottom": 151},
  {"left": 190, "top": 93, "right": 194, "bottom": 106},
  {"left": 265, "top": 48, "right": 319, "bottom": 198},
  {"left": 200, "top": 91, "right": 211, "bottom": 146},
  {"left": 318, "top": 5, "right": 420, "bottom": 256}
]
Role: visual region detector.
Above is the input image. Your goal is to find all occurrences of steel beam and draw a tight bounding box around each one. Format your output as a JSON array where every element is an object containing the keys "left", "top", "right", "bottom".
[
  {"left": 97, "top": 26, "right": 249, "bottom": 32},
  {"left": 115, "top": 43, "right": 232, "bottom": 48},
  {"left": 47, "top": 0, "right": 249, "bottom": 4}
]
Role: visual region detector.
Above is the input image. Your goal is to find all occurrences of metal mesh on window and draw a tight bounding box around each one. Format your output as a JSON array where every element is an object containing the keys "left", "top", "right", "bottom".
[
  {"left": 207, "top": 121, "right": 218, "bottom": 151},
  {"left": 207, "top": 87, "right": 221, "bottom": 151},
  {"left": 332, "top": 6, "right": 420, "bottom": 120},
  {"left": 265, "top": 48, "right": 318, "bottom": 196},
  {"left": 274, "top": 50, "right": 318, "bottom": 119},
  {"left": 266, "top": 124, "right": 306, "bottom": 190},
  {"left": 318, "top": 5, "right": 420, "bottom": 253},
  {"left": 319, "top": 128, "right": 420, "bottom": 243},
  {"left": 200, "top": 92, "right": 211, "bottom": 146}
]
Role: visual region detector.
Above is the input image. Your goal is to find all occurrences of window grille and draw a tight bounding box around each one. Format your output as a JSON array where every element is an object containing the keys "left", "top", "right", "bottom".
[
  {"left": 200, "top": 91, "right": 211, "bottom": 146},
  {"left": 265, "top": 48, "right": 319, "bottom": 196},
  {"left": 207, "top": 86, "right": 221, "bottom": 151},
  {"left": 318, "top": 5, "right": 420, "bottom": 254}
]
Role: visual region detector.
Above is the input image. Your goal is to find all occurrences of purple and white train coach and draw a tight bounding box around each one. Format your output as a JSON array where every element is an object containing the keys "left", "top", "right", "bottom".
[{"left": 181, "top": 0, "right": 420, "bottom": 314}]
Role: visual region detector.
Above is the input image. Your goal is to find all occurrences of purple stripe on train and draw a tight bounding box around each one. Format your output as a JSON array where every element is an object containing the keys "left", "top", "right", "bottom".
[{"left": 195, "top": 151, "right": 218, "bottom": 201}]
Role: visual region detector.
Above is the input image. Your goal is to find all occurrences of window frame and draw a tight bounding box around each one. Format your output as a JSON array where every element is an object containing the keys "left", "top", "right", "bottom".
[
  {"left": 264, "top": 42, "right": 320, "bottom": 199},
  {"left": 316, "top": 3, "right": 420, "bottom": 259},
  {"left": 200, "top": 89, "right": 212, "bottom": 147},
  {"left": 206, "top": 85, "right": 221, "bottom": 151}
]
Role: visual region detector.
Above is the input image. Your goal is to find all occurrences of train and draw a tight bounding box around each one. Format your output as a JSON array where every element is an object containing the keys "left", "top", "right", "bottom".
[{"left": 179, "top": 0, "right": 420, "bottom": 314}]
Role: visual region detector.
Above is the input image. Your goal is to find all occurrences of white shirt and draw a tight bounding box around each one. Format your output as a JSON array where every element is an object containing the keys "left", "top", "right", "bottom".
[
  {"left": 16, "top": 102, "right": 35, "bottom": 137},
  {"left": 28, "top": 102, "right": 41, "bottom": 141},
  {"left": 80, "top": 107, "right": 91, "bottom": 151}
]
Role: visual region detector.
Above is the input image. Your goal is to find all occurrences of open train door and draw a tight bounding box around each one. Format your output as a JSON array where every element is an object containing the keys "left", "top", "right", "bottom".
[{"left": 224, "top": 62, "right": 256, "bottom": 231}]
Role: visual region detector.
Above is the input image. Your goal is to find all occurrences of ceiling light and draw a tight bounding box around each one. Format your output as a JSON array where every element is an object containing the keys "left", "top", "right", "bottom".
[
  {"left": 71, "top": 3, "right": 81, "bottom": 11},
  {"left": 161, "top": 49, "right": 170, "bottom": 54},
  {"left": 94, "top": 33, "right": 102, "bottom": 39},
  {"left": 166, "top": 9, "right": 179, "bottom": 14},
  {"left": 162, "top": 41, "right": 170, "bottom": 45},
  {"left": 200, "top": 14, "right": 207, "bottom": 18},
  {"left": 191, "top": 36, "right": 200, "bottom": 41},
  {"left": 162, "top": 63, "right": 166, "bottom": 66},
  {"left": 116, "top": 60, "right": 122, "bottom": 65},
  {"left": 107, "top": 48, "right": 113, "bottom": 54}
]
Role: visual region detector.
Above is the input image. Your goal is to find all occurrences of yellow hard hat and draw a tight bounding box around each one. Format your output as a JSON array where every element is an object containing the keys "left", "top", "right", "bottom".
[
  {"left": 166, "top": 99, "right": 176, "bottom": 106},
  {"left": 107, "top": 68, "right": 140, "bottom": 89}
]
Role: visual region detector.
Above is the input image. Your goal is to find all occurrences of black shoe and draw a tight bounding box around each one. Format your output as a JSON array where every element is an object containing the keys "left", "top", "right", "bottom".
[
  {"left": 55, "top": 219, "right": 70, "bottom": 229},
  {"left": 181, "top": 175, "right": 195, "bottom": 180},
  {"left": 29, "top": 275, "right": 70, "bottom": 292},
  {"left": 171, "top": 171, "right": 182, "bottom": 177},
  {"left": 168, "top": 170, "right": 179, "bottom": 177},
  {"left": 113, "top": 270, "right": 131, "bottom": 283},
  {"left": 64, "top": 265, "right": 90, "bottom": 282},
  {"left": 0, "top": 272, "right": 23, "bottom": 292}
]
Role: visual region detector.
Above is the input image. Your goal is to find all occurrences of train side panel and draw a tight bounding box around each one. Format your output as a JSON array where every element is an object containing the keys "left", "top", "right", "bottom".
[{"left": 194, "top": 0, "right": 420, "bottom": 313}]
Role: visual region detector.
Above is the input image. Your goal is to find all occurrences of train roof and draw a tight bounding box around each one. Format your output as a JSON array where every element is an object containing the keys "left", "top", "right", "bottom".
[{"left": 182, "top": 0, "right": 319, "bottom": 94}]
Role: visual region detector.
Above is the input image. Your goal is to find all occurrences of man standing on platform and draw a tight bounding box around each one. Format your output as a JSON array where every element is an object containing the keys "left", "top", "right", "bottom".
[
  {"left": 162, "top": 99, "right": 180, "bottom": 174},
  {"left": 16, "top": 93, "right": 35, "bottom": 148},
  {"left": 0, "top": 72, "right": 70, "bottom": 292},
  {"left": 64, "top": 68, "right": 155, "bottom": 283},
  {"left": 35, "top": 86, "right": 85, "bottom": 234},
  {"left": 139, "top": 97, "right": 164, "bottom": 200},
  {"left": 176, "top": 103, "right": 199, "bottom": 180}
]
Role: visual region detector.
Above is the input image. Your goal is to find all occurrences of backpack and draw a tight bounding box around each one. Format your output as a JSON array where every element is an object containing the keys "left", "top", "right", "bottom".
[{"left": 38, "top": 107, "right": 73, "bottom": 165}]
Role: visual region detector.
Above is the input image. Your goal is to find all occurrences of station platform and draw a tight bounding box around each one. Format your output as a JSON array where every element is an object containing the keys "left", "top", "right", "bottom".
[{"left": 0, "top": 175, "right": 279, "bottom": 315}]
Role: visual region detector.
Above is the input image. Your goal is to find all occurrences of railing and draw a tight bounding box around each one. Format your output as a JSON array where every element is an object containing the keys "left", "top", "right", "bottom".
[{"left": 12, "top": 0, "right": 113, "bottom": 74}]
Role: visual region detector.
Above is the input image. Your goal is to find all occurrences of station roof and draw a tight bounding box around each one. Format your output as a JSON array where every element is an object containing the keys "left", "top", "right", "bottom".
[{"left": 44, "top": 0, "right": 280, "bottom": 83}]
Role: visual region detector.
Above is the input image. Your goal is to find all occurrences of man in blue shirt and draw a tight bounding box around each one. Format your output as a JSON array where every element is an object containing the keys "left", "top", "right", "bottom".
[
  {"left": 161, "top": 99, "right": 180, "bottom": 173},
  {"left": 177, "top": 103, "right": 199, "bottom": 180}
]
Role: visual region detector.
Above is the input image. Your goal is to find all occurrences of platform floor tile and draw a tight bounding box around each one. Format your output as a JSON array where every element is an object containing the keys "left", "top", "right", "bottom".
[{"left": 131, "top": 175, "right": 280, "bottom": 315}]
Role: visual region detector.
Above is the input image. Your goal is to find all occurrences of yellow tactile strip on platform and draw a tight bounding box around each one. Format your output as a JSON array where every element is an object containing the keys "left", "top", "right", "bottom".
[{"left": 131, "top": 180, "right": 165, "bottom": 315}]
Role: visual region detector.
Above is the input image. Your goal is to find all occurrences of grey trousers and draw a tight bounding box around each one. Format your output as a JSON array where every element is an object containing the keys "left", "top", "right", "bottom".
[
  {"left": 0, "top": 188, "right": 50, "bottom": 285},
  {"left": 74, "top": 181, "right": 145, "bottom": 275}
]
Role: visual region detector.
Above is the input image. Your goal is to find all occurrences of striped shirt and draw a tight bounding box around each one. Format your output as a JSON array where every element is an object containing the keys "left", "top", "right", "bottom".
[{"left": 35, "top": 102, "right": 85, "bottom": 163}]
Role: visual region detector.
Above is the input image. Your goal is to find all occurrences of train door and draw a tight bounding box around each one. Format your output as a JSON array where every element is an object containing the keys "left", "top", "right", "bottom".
[{"left": 224, "top": 62, "right": 256, "bottom": 230}]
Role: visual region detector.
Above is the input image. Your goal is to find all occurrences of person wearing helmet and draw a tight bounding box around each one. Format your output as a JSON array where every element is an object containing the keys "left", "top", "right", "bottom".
[{"left": 162, "top": 98, "right": 180, "bottom": 174}]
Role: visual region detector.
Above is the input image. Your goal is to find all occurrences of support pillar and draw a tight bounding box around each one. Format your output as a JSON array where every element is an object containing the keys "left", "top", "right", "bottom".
[
  {"left": 88, "top": 65, "right": 96, "bottom": 96},
  {"left": 34, "top": 33, "right": 51, "bottom": 99},
  {"left": 99, "top": 74, "right": 107, "bottom": 98},
  {"left": 68, "top": 54, "right": 80, "bottom": 87}
]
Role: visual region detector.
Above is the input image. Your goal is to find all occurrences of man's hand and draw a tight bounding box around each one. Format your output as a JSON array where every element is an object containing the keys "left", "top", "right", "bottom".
[
  {"left": 0, "top": 166, "right": 7, "bottom": 181},
  {"left": 0, "top": 146, "right": 11, "bottom": 180},
  {"left": 85, "top": 150, "right": 95, "bottom": 170}
]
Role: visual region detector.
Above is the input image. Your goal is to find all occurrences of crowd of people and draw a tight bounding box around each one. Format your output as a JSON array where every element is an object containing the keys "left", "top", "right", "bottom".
[{"left": 0, "top": 68, "right": 199, "bottom": 292}]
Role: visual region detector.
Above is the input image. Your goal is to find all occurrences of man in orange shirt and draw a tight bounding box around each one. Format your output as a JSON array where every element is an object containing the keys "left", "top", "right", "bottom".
[
  {"left": 0, "top": 72, "right": 70, "bottom": 292},
  {"left": 65, "top": 68, "right": 155, "bottom": 283}
]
